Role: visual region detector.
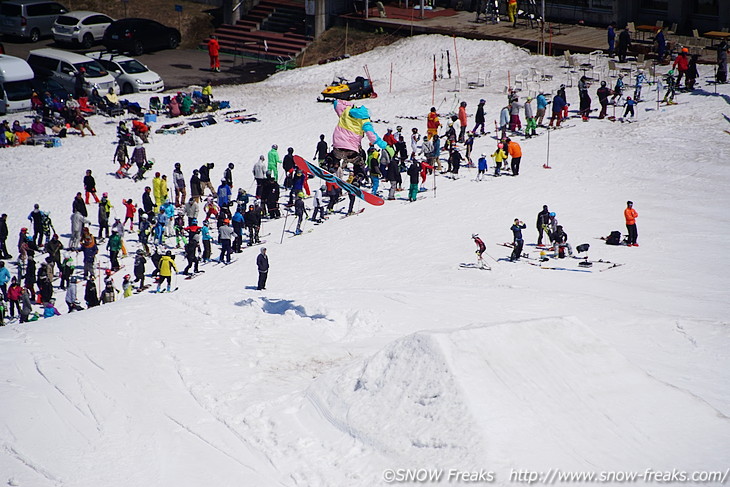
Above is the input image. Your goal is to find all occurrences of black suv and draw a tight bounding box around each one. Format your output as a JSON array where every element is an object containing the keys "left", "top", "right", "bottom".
[{"left": 102, "top": 18, "right": 180, "bottom": 55}]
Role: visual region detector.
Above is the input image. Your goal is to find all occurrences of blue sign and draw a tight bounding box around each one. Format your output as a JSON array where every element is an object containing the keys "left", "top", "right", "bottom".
[{"left": 174, "top": 4, "right": 183, "bottom": 12}]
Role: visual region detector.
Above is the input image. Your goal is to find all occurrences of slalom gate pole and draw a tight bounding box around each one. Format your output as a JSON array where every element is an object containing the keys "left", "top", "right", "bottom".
[
  {"left": 433, "top": 161, "right": 437, "bottom": 197},
  {"left": 279, "top": 212, "right": 288, "bottom": 244},
  {"left": 390, "top": 63, "right": 393, "bottom": 94},
  {"left": 452, "top": 36, "right": 461, "bottom": 78},
  {"left": 543, "top": 125, "right": 551, "bottom": 169}
]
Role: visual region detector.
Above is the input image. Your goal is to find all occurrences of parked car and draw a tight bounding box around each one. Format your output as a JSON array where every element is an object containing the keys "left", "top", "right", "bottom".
[
  {"left": 26, "top": 48, "right": 118, "bottom": 96},
  {"left": 52, "top": 11, "right": 113, "bottom": 48},
  {"left": 0, "top": 0, "right": 67, "bottom": 42},
  {"left": 31, "top": 75, "right": 70, "bottom": 102},
  {"left": 0, "top": 54, "right": 35, "bottom": 114},
  {"left": 86, "top": 51, "right": 163, "bottom": 94},
  {"left": 102, "top": 18, "right": 181, "bottom": 55}
]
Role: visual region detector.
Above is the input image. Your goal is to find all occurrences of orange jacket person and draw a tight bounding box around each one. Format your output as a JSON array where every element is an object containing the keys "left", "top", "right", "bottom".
[
  {"left": 208, "top": 35, "right": 220, "bottom": 72},
  {"left": 506, "top": 138, "right": 522, "bottom": 176},
  {"left": 624, "top": 200, "right": 639, "bottom": 247}
]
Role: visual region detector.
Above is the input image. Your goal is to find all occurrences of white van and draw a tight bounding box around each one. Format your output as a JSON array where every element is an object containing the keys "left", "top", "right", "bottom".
[
  {"left": 0, "top": 54, "right": 34, "bottom": 114},
  {"left": 26, "top": 47, "right": 118, "bottom": 97}
]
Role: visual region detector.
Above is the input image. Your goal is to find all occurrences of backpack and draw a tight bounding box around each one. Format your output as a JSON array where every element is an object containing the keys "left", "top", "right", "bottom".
[{"left": 605, "top": 231, "right": 622, "bottom": 245}]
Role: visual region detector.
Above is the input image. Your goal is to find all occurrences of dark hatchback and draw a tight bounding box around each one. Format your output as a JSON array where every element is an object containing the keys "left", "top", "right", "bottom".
[{"left": 102, "top": 18, "right": 180, "bottom": 55}]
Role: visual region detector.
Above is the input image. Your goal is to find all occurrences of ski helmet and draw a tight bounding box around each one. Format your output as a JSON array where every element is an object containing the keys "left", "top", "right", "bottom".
[
  {"left": 471, "top": 233, "right": 478, "bottom": 239},
  {"left": 601, "top": 81, "right": 607, "bottom": 87},
  {"left": 549, "top": 212, "right": 555, "bottom": 217},
  {"left": 479, "top": 99, "right": 485, "bottom": 104}
]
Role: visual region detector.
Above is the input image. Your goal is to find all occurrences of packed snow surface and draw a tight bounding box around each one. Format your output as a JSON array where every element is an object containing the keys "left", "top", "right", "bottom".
[{"left": 1, "top": 35, "right": 729, "bottom": 486}]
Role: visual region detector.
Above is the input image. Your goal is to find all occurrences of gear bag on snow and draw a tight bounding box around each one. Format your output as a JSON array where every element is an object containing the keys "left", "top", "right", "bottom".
[{"left": 605, "top": 231, "right": 622, "bottom": 245}]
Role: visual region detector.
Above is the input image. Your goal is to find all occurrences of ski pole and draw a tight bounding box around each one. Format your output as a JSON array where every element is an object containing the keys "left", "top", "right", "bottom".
[{"left": 485, "top": 251, "right": 499, "bottom": 263}]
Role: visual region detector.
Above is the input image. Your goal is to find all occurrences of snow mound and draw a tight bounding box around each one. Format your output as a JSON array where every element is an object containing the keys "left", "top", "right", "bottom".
[{"left": 306, "top": 318, "right": 730, "bottom": 474}]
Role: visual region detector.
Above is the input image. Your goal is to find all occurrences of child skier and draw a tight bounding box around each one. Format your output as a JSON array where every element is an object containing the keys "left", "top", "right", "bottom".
[
  {"left": 634, "top": 69, "right": 648, "bottom": 101},
  {"left": 623, "top": 96, "right": 636, "bottom": 119},
  {"left": 490, "top": 143, "right": 507, "bottom": 177},
  {"left": 472, "top": 234, "right": 487, "bottom": 269},
  {"left": 476, "top": 153, "right": 488, "bottom": 181}
]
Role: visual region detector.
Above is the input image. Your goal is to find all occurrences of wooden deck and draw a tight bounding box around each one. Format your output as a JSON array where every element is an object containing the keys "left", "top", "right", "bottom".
[{"left": 340, "top": 8, "right": 717, "bottom": 61}]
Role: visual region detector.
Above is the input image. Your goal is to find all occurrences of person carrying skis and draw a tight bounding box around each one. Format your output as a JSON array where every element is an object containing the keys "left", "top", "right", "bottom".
[
  {"left": 472, "top": 234, "right": 487, "bottom": 269},
  {"left": 155, "top": 251, "right": 177, "bottom": 293},
  {"left": 624, "top": 200, "right": 639, "bottom": 247},
  {"left": 510, "top": 218, "right": 527, "bottom": 262}
]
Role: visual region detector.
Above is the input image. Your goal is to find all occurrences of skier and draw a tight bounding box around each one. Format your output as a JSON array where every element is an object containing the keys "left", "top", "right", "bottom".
[
  {"left": 407, "top": 159, "right": 420, "bottom": 201},
  {"left": 535, "top": 92, "right": 548, "bottom": 126},
  {"left": 294, "top": 192, "right": 308, "bottom": 233},
  {"left": 83, "top": 169, "right": 101, "bottom": 204},
  {"left": 596, "top": 81, "right": 612, "bottom": 119},
  {"left": 472, "top": 234, "right": 487, "bottom": 269},
  {"left": 623, "top": 96, "right": 636, "bottom": 119},
  {"left": 28, "top": 203, "right": 44, "bottom": 248},
  {"left": 426, "top": 107, "right": 441, "bottom": 139},
  {"left": 578, "top": 76, "right": 591, "bottom": 120},
  {"left": 85, "top": 276, "right": 99, "bottom": 308},
  {"left": 448, "top": 148, "right": 463, "bottom": 180},
  {"left": 244, "top": 205, "right": 261, "bottom": 246},
  {"left": 100, "top": 271, "right": 118, "bottom": 304},
  {"left": 218, "top": 219, "right": 233, "bottom": 264},
  {"left": 685, "top": 54, "right": 699, "bottom": 91},
  {"left": 312, "top": 186, "right": 326, "bottom": 223},
  {"left": 97, "top": 193, "right": 112, "bottom": 239},
  {"left": 509, "top": 97, "right": 522, "bottom": 132},
  {"left": 663, "top": 70, "right": 678, "bottom": 104},
  {"left": 717, "top": 40, "right": 728, "bottom": 84},
  {"left": 256, "top": 247, "right": 269, "bottom": 290},
  {"left": 155, "top": 251, "right": 177, "bottom": 293},
  {"left": 65, "top": 277, "right": 83, "bottom": 312},
  {"left": 548, "top": 93, "right": 566, "bottom": 127},
  {"left": 476, "top": 153, "right": 488, "bottom": 181},
  {"left": 612, "top": 74, "right": 625, "bottom": 104},
  {"left": 509, "top": 218, "right": 527, "bottom": 261},
  {"left": 633, "top": 69, "right": 648, "bottom": 101},
  {"left": 472, "top": 99, "right": 486, "bottom": 135},
  {"left": 107, "top": 229, "right": 122, "bottom": 271},
  {"left": 536, "top": 205, "right": 550, "bottom": 246},
  {"left": 673, "top": 48, "right": 689, "bottom": 88},
  {"left": 133, "top": 249, "right": 147, "bottom": 291},
  {"left": 267, "top": 145, "right": 281, "bottom": 183},
  {"left": 524, "top": 97, "right": 536, "bottom": 137},
  {"left": 490, "top": 142, "right": 507, "bottom": 177},
  {"left": 282, "top": 149, "right": 294, "bottom": 189},
  {"left": 122, "top": 274, "right": 133, "bottom": 298},
  {"left": 624, "top": 200, "right": 639, "bottom": 247}
]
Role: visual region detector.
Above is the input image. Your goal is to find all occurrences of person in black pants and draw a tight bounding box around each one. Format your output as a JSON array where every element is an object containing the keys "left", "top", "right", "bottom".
[
  {"left": 536, "top": 205, "right": 550, "bottom": 246},
  {"left": 510, "top": 218, "right": 527, "bottom": 261},
  {"left": 0, "top": 213, "right": 11, "bottom": 259},
  {"left": 257, "top": 247, "right": 269, "bottom": 290}
]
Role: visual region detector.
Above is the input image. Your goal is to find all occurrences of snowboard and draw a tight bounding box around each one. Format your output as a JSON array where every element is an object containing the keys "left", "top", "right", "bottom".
[{"left": 293, "top": 155, "right": 384, "bottom": 206}]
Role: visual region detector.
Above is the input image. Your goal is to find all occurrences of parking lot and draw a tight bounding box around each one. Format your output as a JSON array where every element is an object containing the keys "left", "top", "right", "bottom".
[{"left": 2, "top": 36, "right": 278, "bottom": 91}]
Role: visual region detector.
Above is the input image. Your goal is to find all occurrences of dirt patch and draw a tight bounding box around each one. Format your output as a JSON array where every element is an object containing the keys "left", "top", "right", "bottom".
[
  {"left": 298, "top": 24, "right": 404, "bottom": 67},
  {"left": 62, "top": 0, "right": 215, "bottom": 49}
]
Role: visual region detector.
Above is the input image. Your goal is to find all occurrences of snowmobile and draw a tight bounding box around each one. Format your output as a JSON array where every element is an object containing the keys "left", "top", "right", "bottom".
[{"left": 318, "top": 76, "right": 377, "bottom": 102}]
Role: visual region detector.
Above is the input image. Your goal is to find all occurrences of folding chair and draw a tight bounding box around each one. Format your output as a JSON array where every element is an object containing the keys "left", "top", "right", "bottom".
[{"left": 608, "top": 59, "right": 618, "bottom": 77}]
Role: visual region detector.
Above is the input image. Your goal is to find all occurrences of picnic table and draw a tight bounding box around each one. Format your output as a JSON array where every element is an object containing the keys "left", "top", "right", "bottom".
[
  {"left": 635, "top": 25, "right": 661, "bottom": 42},
  {"left": 704, "top": 31, "right": 730, "bottom": 47}
]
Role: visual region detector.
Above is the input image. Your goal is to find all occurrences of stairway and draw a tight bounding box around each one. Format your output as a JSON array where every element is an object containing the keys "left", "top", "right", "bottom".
[{"left": 201, "top": 0, "right": 312, "bottom": 63}]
